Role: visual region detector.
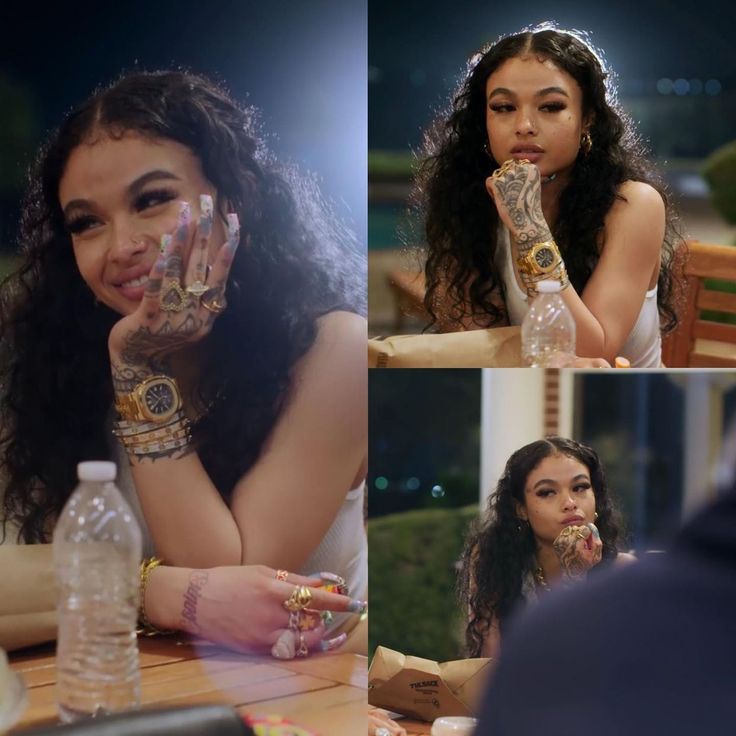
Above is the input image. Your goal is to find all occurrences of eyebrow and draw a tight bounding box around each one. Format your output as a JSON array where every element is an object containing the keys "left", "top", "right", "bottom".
[
  {"left": 61, "top": 169, "right": 182, "bottom": 219},
  {"left": 532, "top": 473, "right": 590, "bottom": 490},
  {"left": 488, "top": 86, "right": 570, "bottom": 101}
]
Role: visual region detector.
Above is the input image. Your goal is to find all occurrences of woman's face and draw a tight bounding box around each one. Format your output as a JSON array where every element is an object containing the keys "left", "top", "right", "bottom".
[
  {"left": 58, "top": 132, "right": 227, "bottom": 316},
  {"left": 517, "top": 453, "right": 597, "bottom": 545},
  {"left": 485, "top": 55, "right": 588, "bottom": 179}
]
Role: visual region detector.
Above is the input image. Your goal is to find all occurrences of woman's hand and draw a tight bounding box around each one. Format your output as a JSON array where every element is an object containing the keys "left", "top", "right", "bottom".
[
  {"left": 147, "top": 565, "right": 366, "bottom": 657},
  {"left": 485, "top": 160, "right": 551, "bottom": 249},
  {"left": 369, "top": 708, "right": 407, "bottom": 736},
  {"left": 552, "top": 522, "right": 603, "bottom": 581},
  {"left": 108, "top": 196, "right": 240, "bottom": 388}
]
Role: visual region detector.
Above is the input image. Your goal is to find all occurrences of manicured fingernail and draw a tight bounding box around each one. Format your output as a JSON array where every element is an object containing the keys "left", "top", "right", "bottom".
[
  {"left": 320, "top": 611, "right": 334, "bottom": 626},
  {"left": 319, "top": 633, "right": 347, "bottom": 652},
  {"left": 320, "top": 572, "right": 346, "bottom": 585},
  {"left": 226, "top": 213, "right": 240, "bottom": 251},
  {"left": 178, "top": 201, "right": 191, "bottom": 227},
  {"left": 199, "top": 194, "right": 213, "bottom": 236},
  {"left": 348, "top": 599, "right": 367, "bottom": 614},
  {"left": 153, "top": 253, "right": 166, "bottom": 271},
  {"left": 160, "top": 233, "right": 172, "bottom": 254}
]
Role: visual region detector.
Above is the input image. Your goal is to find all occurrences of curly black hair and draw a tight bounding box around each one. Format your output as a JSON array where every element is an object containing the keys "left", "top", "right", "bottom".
[
  {"left": 415, "top": 25, "right": 683, "bottom": 332},
  {"left": 457, "top": 436, "right": 623, "bottom": 658},
  {"left": 0, "top": 69, "right": 365, "bottom": 543}
]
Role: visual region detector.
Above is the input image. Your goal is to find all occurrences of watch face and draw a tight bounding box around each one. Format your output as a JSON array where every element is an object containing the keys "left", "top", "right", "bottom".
[
  {"left": 143, "top": 380, "right": 177, "bottom": 419},
  {"left": 534, "top": 246, "right": 556, "bottom": 270}
]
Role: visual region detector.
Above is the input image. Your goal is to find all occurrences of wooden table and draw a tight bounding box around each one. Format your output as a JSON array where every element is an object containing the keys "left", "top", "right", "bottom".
[{"left": 8, "top": 637, "right": 367, "bottom": 735}]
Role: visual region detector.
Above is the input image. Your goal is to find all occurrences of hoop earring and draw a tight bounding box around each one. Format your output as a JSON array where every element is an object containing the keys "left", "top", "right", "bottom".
[
  {"left": 581, "top": 131, "right": 593, "bottom": 155},
  {"left": 594, "top": 511, "right": 599, "bottom": 521}
]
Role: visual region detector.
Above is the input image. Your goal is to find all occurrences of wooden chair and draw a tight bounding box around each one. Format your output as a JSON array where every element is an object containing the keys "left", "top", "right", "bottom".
[{"left": 662, "top": 241, "right": 736, "bottom": 368}]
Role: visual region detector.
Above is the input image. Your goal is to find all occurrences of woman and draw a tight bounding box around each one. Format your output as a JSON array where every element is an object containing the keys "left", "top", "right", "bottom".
[
  {"left": 417, "top": 25, "right": 683, "bottom": 366},
  {"left": 0, "top": 70, "right": 367, "bottom": 655},
  {"left": 458, "top": 437, "right": 632, "bottom": 659}
]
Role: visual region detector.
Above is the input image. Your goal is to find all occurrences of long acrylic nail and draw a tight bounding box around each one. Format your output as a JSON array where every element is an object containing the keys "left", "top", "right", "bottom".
[
  {"left": 319, "top": 633, "right": 347, "bottom": 652},
  {"left": 178, "top": 201, "right": 192, "bottom": 227},
  {"left": 226, "top": 213, "right": 240, "bottom": 252},
  {"left": 199, "top": 194, "right": 213, "bottom": 237},
  {"left": 160, "top": 233, "right": 172, "bottom": 254},
  {"left": 347, "top": 599, "right": 367, "bottom": 614}
]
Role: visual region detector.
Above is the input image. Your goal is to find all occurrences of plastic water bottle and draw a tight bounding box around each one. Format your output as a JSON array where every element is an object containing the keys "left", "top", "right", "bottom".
[
  {"left": 521, "top": 280, "right": 576, "bottom": 367},
  {"left": 53, "top": 461, "right": 142, "bottom": 723}
]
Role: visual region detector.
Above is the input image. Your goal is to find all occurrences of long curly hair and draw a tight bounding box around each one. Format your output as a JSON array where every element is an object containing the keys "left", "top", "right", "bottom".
[
  {"left": 416, "top": 25, "right": 682, "bottom": 331},
  {"left": 457, "top": 437, "right": 622, "bottom": 657},
  {"left": 0, "top": 69, "right": 365, "bottom": 543}
]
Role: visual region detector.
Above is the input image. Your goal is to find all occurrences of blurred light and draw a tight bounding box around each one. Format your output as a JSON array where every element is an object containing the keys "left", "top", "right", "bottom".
[
  {"left": 368, "top": 65, "right": 382, "bottom": 84},
  {"left": 406, "top": 477, "right": 420, "bottom": 491},
  {"left": 656, "top": 78, "right": 673, "bottom": 95},
  {"left": 705, "top": 79, "right": 722, "bottom": 96},
  {"left": 689, "top": 78, "right": 703, "bottom": 95},
  {"left": 431, "top": 485, "right": 445, "bottom": 498},
  {"left": 409, "top": 68, "right": 426, "bottom": 86},
  {"left": 673, "top": 78, "right": 689, "bottom": 96},
  {"left": 375, "top": 476, "right": 389, "bottom": 491}
]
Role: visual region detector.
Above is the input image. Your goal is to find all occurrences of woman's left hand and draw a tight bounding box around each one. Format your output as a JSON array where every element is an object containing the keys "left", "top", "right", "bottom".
[
  {"left": 107, "top": 196, "right": 240, "bottom": 380},
  {"left": 485, "top": 159, "right": 551, "bottom": 248},
  {"left": 553, "top": 522, "right": 603, "bottom": 580}
]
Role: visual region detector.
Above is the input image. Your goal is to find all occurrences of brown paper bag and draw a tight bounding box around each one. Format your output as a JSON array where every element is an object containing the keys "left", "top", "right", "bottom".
[
  {"left": 368, "top": 327, "right": 521, "bottom": 368},
  {"left": 368, "top": 646, "right": 492, "bottom": 722}
]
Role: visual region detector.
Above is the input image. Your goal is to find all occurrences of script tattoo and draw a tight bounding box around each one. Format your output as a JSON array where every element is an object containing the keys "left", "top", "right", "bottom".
[{"left": 179, "top": 570, "right": 210, "bottom": 633}]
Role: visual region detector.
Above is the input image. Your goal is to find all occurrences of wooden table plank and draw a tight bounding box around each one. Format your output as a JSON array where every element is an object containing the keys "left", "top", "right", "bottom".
[{"left": 8, "top": 638, "right": 366, "bottom": 735}]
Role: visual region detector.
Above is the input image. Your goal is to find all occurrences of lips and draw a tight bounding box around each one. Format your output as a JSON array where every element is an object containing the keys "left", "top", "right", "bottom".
[
  {"left": 511, "top": 144, "right": 544, "bottom": 153},
  {"left": 562, "top": 516, "right": 585, "bottom": 525}
]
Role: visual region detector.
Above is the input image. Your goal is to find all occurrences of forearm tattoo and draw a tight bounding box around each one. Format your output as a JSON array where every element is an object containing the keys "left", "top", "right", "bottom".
[{"left": 179, "top": 570, "right": 209, "bottom": 633}]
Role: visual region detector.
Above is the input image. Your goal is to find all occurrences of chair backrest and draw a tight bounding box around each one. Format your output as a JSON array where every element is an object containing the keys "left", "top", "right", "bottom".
[{"left": 661, "top": 241, "right": 736, "bottom": 368}]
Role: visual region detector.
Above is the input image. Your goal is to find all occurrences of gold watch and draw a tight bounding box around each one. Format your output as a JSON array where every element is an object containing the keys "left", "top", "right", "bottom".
[
  {"left": 114, "top": 375, "right": 183, "bottom": 424},
  {"left": 517, "top": 240, "right": 563, "bottom": 278}
]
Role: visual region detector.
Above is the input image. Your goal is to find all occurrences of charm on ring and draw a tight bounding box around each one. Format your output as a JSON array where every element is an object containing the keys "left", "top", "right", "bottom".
[
  {"left": 185, "top": 280, "right": 209, "bottom": 298},
  {"left": 160, "top": 281, "right": 190, "bottom": 312},
  {"left": 276, "top": 569, "right": 289, "bottom": 582}
]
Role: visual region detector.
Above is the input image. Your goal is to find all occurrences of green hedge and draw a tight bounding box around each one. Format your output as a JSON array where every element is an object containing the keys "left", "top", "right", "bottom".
[
  {"left": 702, "top": 140, "right": 736, "bottom": 226},
  {"left": 368, "top": 504, "right": 479, "bottom": 662}
]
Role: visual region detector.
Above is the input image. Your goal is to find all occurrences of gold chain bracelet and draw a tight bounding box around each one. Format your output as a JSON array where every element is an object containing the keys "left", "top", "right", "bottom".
[{"left": 137, "top": 557, "right": 175, "bottom": 637}]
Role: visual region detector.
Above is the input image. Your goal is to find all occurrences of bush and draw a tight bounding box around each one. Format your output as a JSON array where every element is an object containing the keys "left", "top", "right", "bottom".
[
  {"left": 368, "top": 504, "right": 479, "bottom": 662},
  {"left": 702, "top": 140, "right": 736, "bottom": 226}
]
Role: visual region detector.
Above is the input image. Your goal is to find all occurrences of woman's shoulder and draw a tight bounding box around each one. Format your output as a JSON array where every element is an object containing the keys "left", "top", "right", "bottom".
[
  {"left": 315, "top": 310, "right": 366, "bottom": 340},
  {"left": 613, "top": 180, "right": 665, "bottom": 214}
]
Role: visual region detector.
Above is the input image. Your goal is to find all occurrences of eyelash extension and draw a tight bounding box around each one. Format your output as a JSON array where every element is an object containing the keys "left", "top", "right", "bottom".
[
  {"left": 134, "top": 187, "right": 178, "bottom": 211},
  {"left": 65, "top": 214, "right": 99, "bottom": 235}
]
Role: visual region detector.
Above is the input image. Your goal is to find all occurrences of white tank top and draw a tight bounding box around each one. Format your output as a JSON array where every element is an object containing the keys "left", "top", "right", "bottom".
[{"left": 495, "top": 227, "right": 662, "bottom": 367}]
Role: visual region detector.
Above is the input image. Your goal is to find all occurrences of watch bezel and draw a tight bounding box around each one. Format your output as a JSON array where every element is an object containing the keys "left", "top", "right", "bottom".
[{"left": 135, "top": 375, "right": 182, "bottom": 424}]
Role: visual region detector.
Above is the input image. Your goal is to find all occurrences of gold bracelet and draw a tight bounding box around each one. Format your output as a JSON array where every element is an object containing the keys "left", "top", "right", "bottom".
[{"left": 138, "top": 557, "right": 175, "bottom": 637}]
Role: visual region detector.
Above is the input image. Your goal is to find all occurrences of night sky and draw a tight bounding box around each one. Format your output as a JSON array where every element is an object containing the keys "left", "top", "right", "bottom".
[
  {"left": 369, "top": 0, "right": 736, "bottom": 150},
  {"left": 0, "top": 0, "right": 367, "bottom": 243}
]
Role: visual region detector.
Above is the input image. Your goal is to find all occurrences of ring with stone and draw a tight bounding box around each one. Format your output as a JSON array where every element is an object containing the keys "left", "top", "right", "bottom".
[{"left": 283, "top": 585, "right": 313, "bottom": 612}]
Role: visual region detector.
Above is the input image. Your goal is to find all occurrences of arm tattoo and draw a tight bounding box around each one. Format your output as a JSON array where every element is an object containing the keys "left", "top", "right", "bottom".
[{"left": 179, "top": 570, "right": 210, "bottom": 633}]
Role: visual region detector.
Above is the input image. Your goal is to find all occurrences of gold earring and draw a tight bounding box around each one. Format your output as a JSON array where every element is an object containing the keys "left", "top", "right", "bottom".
[
  {"left": 581, "top": 131, "right": 593, "bottom": 155},
  {"left": 594, "top": 511, "right": 599, "bottom": 521}
]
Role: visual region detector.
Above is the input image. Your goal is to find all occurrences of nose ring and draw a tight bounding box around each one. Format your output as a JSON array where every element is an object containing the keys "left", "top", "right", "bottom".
[{"left": 130, "top": 235, "right": 145, "bottom": 246}]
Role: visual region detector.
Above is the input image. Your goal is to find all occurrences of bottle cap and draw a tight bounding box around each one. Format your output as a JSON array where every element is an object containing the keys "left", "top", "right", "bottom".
[
  {"left": 536, "top": 280, "right": 562, "bottom": 293},
  {"left": 77, "top": 461, "right": 117, "bottom": 482}
]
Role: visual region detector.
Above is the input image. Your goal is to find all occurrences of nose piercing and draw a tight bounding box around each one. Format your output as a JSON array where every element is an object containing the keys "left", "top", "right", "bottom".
[{"left": 130, "top": 235, "right": 145, "bottom": 246}]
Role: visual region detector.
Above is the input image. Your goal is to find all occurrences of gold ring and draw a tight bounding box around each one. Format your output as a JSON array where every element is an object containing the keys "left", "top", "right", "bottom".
[
  {"left": 159, "top": 281, "right": 190, "bottom": 312},
  {"left": 185, "top": 280, "right": 209, "bottom": 298},
  {"left": 491, "top": 158, "right": 531, "bottom": 180},
  {"left": 201, "top": 287, "right": 227, "bottom": 315},
  {"left": 283, "top": 585, "right": 313, "bottom": 612}
]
